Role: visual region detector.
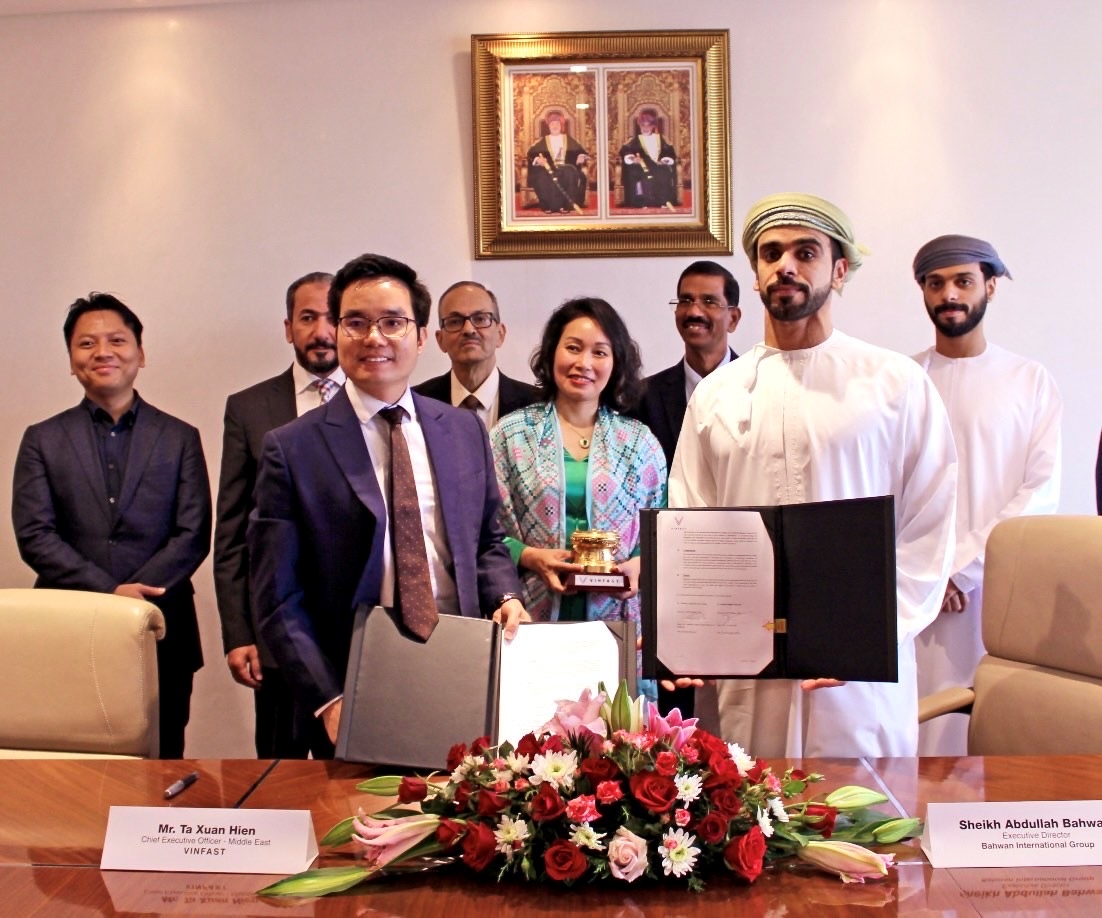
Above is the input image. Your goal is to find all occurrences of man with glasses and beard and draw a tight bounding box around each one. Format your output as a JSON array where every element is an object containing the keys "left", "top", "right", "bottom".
[
  {"left": 668, "top": 193, "right": 957, "bottom": 759},
  {"left": 912, "top": 235, "right": 1062, "bottom": 756},
  {"left": 214, "top": 271, "right": 344, "bottom": 758},
  {"left": 414, "top": 281, "right": 538, "bottom": 429}
]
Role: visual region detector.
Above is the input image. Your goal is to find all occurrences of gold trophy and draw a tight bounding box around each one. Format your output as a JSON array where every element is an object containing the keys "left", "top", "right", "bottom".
[{"left": 564, "top": 529, "right": 629, "bottom": 593}]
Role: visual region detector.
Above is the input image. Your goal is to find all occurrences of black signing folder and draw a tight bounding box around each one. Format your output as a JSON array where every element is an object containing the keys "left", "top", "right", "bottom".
[
  {"left": 336, "top": 608, "right": 636, "bottom": 769},
  {"left": 336, "top": 607, "right": 501, "bottom": 770},
  {"left": 640, "top": 496, "right": 897, "bottom": 683}
]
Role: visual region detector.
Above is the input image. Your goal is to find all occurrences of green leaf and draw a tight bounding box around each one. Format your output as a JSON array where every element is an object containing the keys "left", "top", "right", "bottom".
[
  {"left": 318, "top": 817, "right": 356, "bottom": 848},
  {"left": 257, "top": 866, "right": 372, "bottom": 897}
]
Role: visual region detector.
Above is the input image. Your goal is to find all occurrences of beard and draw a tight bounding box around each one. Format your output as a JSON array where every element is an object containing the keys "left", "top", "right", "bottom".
[
  {"left": 295, "top": 340, "right": 338, "bottom": 374},
  {"left": 760, "top": 279, "right": 832, "bottom": 322},
  {"left": 928, "top": 296, "right": 987, "bottom": 338}
]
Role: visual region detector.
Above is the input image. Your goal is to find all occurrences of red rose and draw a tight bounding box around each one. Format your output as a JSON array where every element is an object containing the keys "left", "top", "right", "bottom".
[
  {"left": 446, "top": 743, "right": 467, "bottom": 772},
  {"left": 745, "top": 759, "right": 766, "bottom": 784},
  {"left": 704, "top": 757, "right": 741, "bottom": 788},
  {"left": 723, "top": 825, "right": 766, "bottom": 883},
  {"left": 580, "top": 755, "right": 621, "bottom": 785},
  {"left": 516, "top": 733, "right": 541, "bottom": 759},
  {"left": 541, "top": 734, "right": 565, "bottom": 754},
  {"left": 460, "top": 819, "right": 497, "bottom": 872},
  {"left": 629, "top": 771, "right": 678, "bottom": 814},
  {"left": 436, "top": 817, "right": 466, "bottom": 849},
  {"left": 477, "top": 789, "right": 509, "bottom": 817},
  {"left": 790, "top": 769, "right": 807, "bottom": 781},
  {"left": 803, "top": 803, "right": 838, "bottom": 838},
  {"left": 595, "top": 780, "right": 623, "bottom": 804},
  {"left": 543, "top": 839, "right": 588, "bottom": 881},
  {"left": 695, "top": 811, "right": 729, "bottom": 845},
  {"left": 397, "top": 776, "right": 428, "bottom": 804},
  {"left": 709, "top": 786, "right": 742, "bottom": 818},
  {"left": 654, "top": 750, "right": 679, "bottom": 777},
  {"left": 529, "top": 782, "right": 567, "bottom": 822},
  {"left": 453, "top": 780, "right": 474, "bottom": 809},
  {"left": 471, "top": 735, "right": 492, "bottom": 756}
]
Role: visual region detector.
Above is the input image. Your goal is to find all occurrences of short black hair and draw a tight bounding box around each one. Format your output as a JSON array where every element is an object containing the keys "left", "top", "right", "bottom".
[
  {"left": 530, "top": 297, "right": 645, "bottom": 413},
  {"left": 677, "top": 261, "right": 740, "bottom": 307},
  {"left": 328, "top": 254, "right": 432, "bottom": 327},
  {"left": 438, "top": 281, "right": 500, "bottom": 323},
  {"left": 285, "top": 271, "right": 333, "bottom": 320},
  {"left": 63, "top": 293, "right": 144, "bottom": 349}
]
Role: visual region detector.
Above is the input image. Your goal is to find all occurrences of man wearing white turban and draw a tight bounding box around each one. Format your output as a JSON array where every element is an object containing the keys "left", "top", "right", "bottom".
[
  {"left": 912, "top": 234, "right": 1062, "bottom": 755},
  {"left": 669, "top": 193, "right": 958, "bottom": 758}
]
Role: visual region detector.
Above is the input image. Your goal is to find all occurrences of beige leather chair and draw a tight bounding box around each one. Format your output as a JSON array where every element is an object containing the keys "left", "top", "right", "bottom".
[
  {"left": 919, "top": 515, "right": 1102, "bottom": 754},
  {"left": 0, "top": 589, "right": 163, "bottom": 758}
]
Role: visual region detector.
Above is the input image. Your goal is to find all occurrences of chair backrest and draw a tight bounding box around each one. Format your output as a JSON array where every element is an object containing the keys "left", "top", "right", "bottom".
[
  {"left": 969, "top": 515, "right": 1102, "bottom": 754},
  {"left": 0, "top": 589, "right": 163, "bottom": 759}
]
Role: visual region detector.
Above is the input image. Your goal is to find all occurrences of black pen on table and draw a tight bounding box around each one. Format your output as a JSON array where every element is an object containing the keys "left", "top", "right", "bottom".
[{"left": 164, "top": 771, "right": 199, "bottom": 799}]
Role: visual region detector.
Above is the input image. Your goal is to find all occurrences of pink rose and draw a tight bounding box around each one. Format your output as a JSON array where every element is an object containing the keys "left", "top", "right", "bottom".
[
  {"left": 595, "top": 780, "right": 623, "bottom": 804},
  {"left": 607, "top": 826, "right": 649, "bottom": 882},
  {"left": 675, "top": 808, "right": 691, "bottom": 827}
]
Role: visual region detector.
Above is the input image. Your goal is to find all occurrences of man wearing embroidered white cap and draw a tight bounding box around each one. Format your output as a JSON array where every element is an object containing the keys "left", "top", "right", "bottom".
[
  {"left": 912, "top": 234, "right": 1062, "bottom": 755},
  {"left": 669, "top": 192, "right": 958, "bottom": 758}
]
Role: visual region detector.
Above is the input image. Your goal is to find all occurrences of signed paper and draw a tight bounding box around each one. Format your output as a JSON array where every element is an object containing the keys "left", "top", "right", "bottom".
[
  {"left": 497, "top": 622, "right": 622, "bottom": 745},
  {"left": 655, "top": 510, "right": 774, "bottom": 675}
]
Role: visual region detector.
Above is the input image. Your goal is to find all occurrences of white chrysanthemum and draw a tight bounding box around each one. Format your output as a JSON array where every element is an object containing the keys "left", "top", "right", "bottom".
[
  {"left": 570, "top": 823, "right": 606, "bottom": 851},
  {"left": 660, "top": 828, "right": 701, "bottom": 877},
  {"left": 768, "top": 797, "right": 790, "bottom": 823},
  {"left": 450, "top": 753, "right": 480, "bottom": 784},
  {"left": 493, "top": 813, "right": 531, "bottom": 856},
  {"left": 529, "top": 749, "right": 578, "bottom": 790},
  {"left": 727, "top": 742, "right": 755, "bottom": 778},
  {"left": 756, "top": 806, "right": 775, "bottom": 838},
  {"left": 504, "top": 751, "right": 531, "bottom": 775},
  {"left": 675, "top": 772, "right": 703, "bottom": 804}
]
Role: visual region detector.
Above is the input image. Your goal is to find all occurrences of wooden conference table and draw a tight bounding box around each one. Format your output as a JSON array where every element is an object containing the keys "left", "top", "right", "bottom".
[{"left": 2, "top": 755, "right": 1100, "bottom": 915}]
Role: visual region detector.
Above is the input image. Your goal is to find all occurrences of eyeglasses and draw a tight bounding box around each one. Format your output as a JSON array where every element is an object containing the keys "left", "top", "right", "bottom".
[
  {"left": 670, "top": 296, "right": 729, "bottom": 311},
  {"left": 337, "top": 315, "right": 416, "bottom": 340},
  {"left": 440, "top": 312, "right": 499, "bottom": 333}
]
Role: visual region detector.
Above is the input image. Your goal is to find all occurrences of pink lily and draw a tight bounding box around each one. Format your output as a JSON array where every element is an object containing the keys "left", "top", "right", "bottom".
[
  {"left": 645, "top": 703, "right": 698, "bottom": 751},
  {"left": 350, "top": 813, "right": 440, "bottom": 869},
  {"left": 796, "top": 840, "right": 895, "bottom": 883},
  {"left": 541, "top": 687, "right": 608, "bottom": 738}
]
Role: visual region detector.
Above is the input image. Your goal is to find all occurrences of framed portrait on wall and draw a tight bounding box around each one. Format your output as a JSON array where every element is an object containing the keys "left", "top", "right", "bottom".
[{"left": 472, "top": 30, "right": 731, "bottom": 259}]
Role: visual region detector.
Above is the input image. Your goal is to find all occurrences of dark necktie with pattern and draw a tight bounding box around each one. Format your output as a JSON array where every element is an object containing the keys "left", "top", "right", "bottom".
[
  {"left": 379, "top": 406, "right": 439, "bottom": 640},
  {"left": 460, "top": 394, "right": 481, "bottom": 411}
]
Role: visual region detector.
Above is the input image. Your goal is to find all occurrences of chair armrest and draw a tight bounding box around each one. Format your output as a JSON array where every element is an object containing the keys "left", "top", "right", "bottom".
[{"left": 918, "top": 686, "right": 975, "bottom": 723}]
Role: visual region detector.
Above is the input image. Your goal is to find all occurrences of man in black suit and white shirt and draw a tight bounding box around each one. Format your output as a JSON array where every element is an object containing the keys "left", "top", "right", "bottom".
[
  {"left": 213, "top": 271, "right": 345, "bottom": 758},
  {"left": 13, "top": 293, "right": 211, "bottom": 758},
  {"left": 414, "top": 281, "right": 539, "bottom": 428},
  {"left": 632, "top": 261, "right": 741, "bottom": 469}
]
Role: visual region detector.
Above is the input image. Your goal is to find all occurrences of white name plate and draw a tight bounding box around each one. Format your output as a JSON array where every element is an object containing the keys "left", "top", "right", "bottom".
[
  {"left": 574, "top": 573, "right": 625, "bottom": 588},
  {"left": 101, "top": 807, "right": 318, "bottom": 874},
  {"left": 922, "top": 800, "right": 1102, "bottom": 868}
]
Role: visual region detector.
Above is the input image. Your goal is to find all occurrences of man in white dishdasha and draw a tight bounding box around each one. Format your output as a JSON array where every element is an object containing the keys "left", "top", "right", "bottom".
[
  {"left": 669, "top": 192, "right": 957, "bottom": 758},
  {"left": 911, "top": 234, "right": 1061, "bottom": 755}
]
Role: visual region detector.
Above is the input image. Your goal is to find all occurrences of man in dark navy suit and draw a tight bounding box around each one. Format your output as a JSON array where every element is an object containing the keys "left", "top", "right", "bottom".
[
  {"left": 214, "top": 271, "right": 344, "bottom": 759},
  {"left": 414, "top": 281, "right": 539, "bottom": 429},
  {"left": 249, "top": 254, "right": 528, "bottom": 755},
  {"left": 12, "top": 293, "right": 211, "bottom": 758},
  {"left": 632, "top": 261, "right": 742, "bottom": 469}
]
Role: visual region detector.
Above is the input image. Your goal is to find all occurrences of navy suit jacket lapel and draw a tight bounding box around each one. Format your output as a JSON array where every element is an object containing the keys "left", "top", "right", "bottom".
[
  {"left": 116, "top": 403, "right": 164, "bottom": 518},
  {"left": 63, "top": 407, "right": 112, "bottom": 527},
  {"left": 660, "top": 364, "right": 688, "bottom": 446},
  {"left": 320, "top": 389, "right": 386, "bottom": 520}
]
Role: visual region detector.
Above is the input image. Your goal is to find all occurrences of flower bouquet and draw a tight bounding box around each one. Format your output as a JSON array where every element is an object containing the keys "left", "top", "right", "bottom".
[{"left": 260, "top": 682, "right": 919, "bottom": 897}]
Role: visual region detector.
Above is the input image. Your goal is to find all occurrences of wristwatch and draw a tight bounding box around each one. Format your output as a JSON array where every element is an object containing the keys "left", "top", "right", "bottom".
[{"left": 494, "top": 592, "right": 520, "bottom": 608}]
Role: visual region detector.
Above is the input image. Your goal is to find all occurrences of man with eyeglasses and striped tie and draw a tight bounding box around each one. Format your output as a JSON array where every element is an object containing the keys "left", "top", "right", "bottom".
[
  {"left": 414, "top": 281, "right": 539, "bottom": 430},
  {"left": 214, "top": 271, "right": 345, "bottom": 759},
  {"left": 249, "top": 254, "right": 529, "bottom": 758}
]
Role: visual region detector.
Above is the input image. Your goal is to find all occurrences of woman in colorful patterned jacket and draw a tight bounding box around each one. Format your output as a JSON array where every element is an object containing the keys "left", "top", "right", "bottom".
[{"left": 490, "top": 297, "right": 666, "bottom": 699}]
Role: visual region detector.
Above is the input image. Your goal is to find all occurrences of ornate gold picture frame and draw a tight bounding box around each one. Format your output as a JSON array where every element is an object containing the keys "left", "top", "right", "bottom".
[{"left": 472, "top": 30, "right": 731, "bottom": 259}]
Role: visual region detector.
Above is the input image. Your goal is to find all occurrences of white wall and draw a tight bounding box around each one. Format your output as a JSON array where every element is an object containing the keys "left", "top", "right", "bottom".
[{"left": 2, "top": 0, "right": 1098, "bottom": 757}]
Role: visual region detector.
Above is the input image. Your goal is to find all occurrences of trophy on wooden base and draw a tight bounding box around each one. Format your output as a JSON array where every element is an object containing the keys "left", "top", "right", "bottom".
[{"left": 564, "top": 529, "right": 629, "bottom": 594}]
